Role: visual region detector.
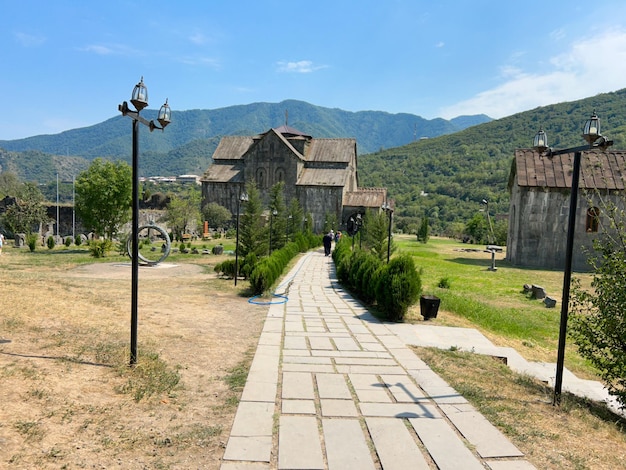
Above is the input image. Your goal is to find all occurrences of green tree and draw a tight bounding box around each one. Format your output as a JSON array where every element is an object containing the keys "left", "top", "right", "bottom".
[
  {"left": 2, "top": 182, "right": 48, "bottom": 235},
  {"left": 464, "top": 213, "right": 488, "bottom": 244},
  {"left": 75, "top": 159, "right": 132, "bottom": 239},
  {"left": 268, "top": 182, "right": 287, "bottom": 251},
  {"left": 362, "top": 209, "right": 395, "bottom": 261},
  {"left": 239, "top": 181, "right": 267, "bottom": 258},
  {"left": 164, "top": 186, "right": 201, "bottom": 240},
  {"left": 417, "top": 217, "right": 430, "bottom": 243},
  {"left": 570, "top": 197, "right": 626, "bottom": 409},
  {"left": 202, "top": 202, "right": 231, "bottom": 230},
  {"left": 286, "top": 198, "right": 304, "bottom": 242},
  {"left": 0, "top": 172, "right": 22, "bottom": 199}
]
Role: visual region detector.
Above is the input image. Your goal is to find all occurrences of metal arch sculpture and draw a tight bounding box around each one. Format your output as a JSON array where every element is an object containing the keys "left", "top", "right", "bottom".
[{"left": 126, "top": 223, "right": 171, "bottom": 266}]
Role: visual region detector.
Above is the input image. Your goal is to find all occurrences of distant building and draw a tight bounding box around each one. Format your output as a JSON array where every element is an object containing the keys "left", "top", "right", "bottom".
[
  {"left": 200, "top": 126, "right": 387, "bottom": 232},
  {"left": 178, "top": 174, "right": 200, "bottom": 184},
  {"left": 507, "top": 149, "right": 626, "bottom": 270}
]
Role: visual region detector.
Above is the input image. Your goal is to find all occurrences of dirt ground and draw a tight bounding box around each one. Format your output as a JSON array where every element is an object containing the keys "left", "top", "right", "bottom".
[{"left": 0, "top": 255, "right": 269, "bottom": 469}]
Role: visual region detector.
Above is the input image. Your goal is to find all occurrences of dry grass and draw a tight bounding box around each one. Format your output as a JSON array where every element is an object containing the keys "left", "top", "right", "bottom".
[
  {"left": 0, "top": 247, "right": 267, "bottom": 469},
  {"left": 415, "top": 346, "right": 626, "bottom": 470}
]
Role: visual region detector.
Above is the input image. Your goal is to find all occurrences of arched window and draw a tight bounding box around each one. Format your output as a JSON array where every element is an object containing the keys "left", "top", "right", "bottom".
[
  {"left": 275, "top": 167, "right": 285, "bottom": 183},
  {"left": 256, "top": 168, "right": 267, "bottom": 189},
  {"left": 586, "top": 207, "right": 600, "bottom": 232}
]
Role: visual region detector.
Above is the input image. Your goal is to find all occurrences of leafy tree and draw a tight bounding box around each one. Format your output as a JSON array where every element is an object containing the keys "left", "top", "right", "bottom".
[
  {"left": 239, "top": 180, "right": 267, "bottom": 258},
  {"left": 2, "top": 182, "right": 48, "bottom": 235},
  {"left": 164, "top": 186, "right": 201, "bottom": 240},
  {"left": 570, "top": 197, "right": 626, "bottom": 409},
  {"left": 0, "top": 171, "right": 22, "bottom": 199},
  {"left": 202, "top": 202, "right": 231, "bottom": 230},
  {"left": 464, "top": 213, "right": 488, "bottom": 244},
  {"left": 75, "top": 159, "right": 132, "bottom": 239}
]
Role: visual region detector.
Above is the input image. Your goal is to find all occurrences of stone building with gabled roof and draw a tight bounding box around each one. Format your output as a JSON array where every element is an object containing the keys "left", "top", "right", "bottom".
[
  {"left": 507, "top": 148, "right": 626, "bottom": 270},
  {"left": 200, "top": 126, "right": 388, "bottom": 232}
]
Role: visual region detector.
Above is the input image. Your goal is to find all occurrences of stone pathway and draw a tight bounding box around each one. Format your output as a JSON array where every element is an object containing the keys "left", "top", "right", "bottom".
[{"left": 221, "top": 251, "right": 537, "bottom": 469}]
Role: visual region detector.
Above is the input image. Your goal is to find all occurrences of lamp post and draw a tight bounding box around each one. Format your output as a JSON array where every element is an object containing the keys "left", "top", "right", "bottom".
[
  {"left": 286, "top": 215, "right": 292, "bottom": 244},
  {"left": 269, "top": 209, "right": 277, "bottom": 255},
  {"left": 119, "top": 77, "right": 171, "bottom": 366},
  {"left": 532, "top": 111, "right": 613, "bottom": 405},
  {"left": 481, "top": 199, "right": 495, "bottom": 245},
  {"left": 234, "top": 191, "right": 248, "bottom": 286},
  {"left": 382, "top": 202, "right": 394, "bottom": 263}
]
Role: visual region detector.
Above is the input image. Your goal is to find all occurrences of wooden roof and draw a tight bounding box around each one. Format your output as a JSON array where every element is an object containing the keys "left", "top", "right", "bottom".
[
  {"left": 512, "top": 149, "right": 626, "bottom": 190},
  {"left": 307, "top": 139, "right": 356, "bottom": 163},
  {"left": 343, "top": 188, "right": 387, "bottom": 208},
  {"left": 297, "top": 168, "right": 349, "bottom": 187},
  {"left": 201, "top": 163, "right": 243, "bottom": 183},
  {"left": 211, "top": 136, "right": 255, "bottom": 161}
]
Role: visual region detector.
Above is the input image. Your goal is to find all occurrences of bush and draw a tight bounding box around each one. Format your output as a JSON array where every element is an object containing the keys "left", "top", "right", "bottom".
[
  {"left": 64, "top": 236, "right": 73, "bottom": 247},
  {"left": 438, "top": 277, "right": 451, "bottom": 289},
  {"left": 89, "top": 239, "right": 113, "bottom": 258},
  {"left": 375, "top": 255, "right": 422, "bottom": 322},
  {"left": 26, "top": 233, "right": 38, "bottom": 252},
  {"left": 46, "top": 235, "right": 55, "bottom": 250},
  {"left": 75, "top": 235, "right": 82, "bottom": 246},
  {"left": 214, "top": 259, "right": 235, "bottom": 278}
]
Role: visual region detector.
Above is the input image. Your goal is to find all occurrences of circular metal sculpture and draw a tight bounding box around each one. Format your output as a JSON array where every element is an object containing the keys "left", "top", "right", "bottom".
[{"left": 126, "top": 223, "right": 171, "bottom": 266}]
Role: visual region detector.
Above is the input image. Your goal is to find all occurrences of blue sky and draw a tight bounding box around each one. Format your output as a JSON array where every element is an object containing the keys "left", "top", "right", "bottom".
[{"left": 3, "top": 0, "right": 626, "bottom": 140}]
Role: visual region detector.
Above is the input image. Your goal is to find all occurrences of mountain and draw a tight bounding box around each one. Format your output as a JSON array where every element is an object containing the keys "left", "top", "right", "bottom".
[
  {"left": 357, "top": 88, "right": 626, "bottom": 233},
  {"left": 0, "top": 100, "right": 490, "bottom": 181}
]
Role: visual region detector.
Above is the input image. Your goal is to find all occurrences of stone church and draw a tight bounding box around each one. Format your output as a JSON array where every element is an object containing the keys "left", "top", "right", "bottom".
[
  {"left": 200, "top": 125, "right": 388, "bottom": 232},
  {"left": 507, "top": 148, "right": 626, "bottom": 270}
]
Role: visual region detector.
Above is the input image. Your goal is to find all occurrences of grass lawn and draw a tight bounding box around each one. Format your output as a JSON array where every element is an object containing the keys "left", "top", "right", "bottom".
[{"left": 397, "top": 235, "right": 596, "bottom": 377}]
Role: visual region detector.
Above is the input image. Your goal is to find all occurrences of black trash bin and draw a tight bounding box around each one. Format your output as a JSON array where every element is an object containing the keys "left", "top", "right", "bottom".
[{"left": 420, "top": 295, "right": 441, "bottom": 320}]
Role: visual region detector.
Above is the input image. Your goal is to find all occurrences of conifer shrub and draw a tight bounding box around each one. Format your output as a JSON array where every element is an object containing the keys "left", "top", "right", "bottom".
[
  {"left": 375, "top": 254, "right": 422, "bottom": 322},
  {"left": 46, "top": 235, "right": 55, "bottom": 250},
  {"left": 214, "top": 259, "right": 236, "bottom": 278}
]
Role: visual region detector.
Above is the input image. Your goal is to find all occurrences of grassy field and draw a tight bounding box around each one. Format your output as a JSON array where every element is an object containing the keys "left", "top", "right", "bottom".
[{"left": 397, "top": 235, "right": 596, "bottom": 377}]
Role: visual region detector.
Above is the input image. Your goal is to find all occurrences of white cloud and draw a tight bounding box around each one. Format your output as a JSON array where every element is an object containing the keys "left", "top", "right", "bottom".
[
  {"left": 14, "top": 32, "right": 46, "bottom": 47},
  {"left": 79, "top": 43, "right": 141, "bottom": 57},
  {"left": 188, "top": 32, "right": 209, "bottom": 45},
  {"left": 277, "top": 60, "right": 327, "bottom": 73},
  {"left": 177, "top": 56, "right": 220, "bottom": 68},
  {"left": 439, "top": 27, "right": 626, "bottom": 119}
]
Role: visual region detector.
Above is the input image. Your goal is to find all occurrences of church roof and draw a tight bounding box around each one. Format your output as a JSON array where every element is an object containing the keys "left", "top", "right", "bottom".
[
  {"left": 307, "top": 139, "right": 356, "bottom": 163},
  {"left": 297, "top": 168, "right": 350, "bottom": 187},
  {"left": 211, "top": 136, "right": 255, "bottom": 160},
  {"left": 272, "top": 125, "right": 311, "bottom": 138},
  {"left": 343, "top": 188, "right": 387, "bottom": 208},
  {"left": 201, "top": 163, "right": 243, "bottom": 183},
  {"left": 512, "top": 149, "right": 626, "bottom": 191}
]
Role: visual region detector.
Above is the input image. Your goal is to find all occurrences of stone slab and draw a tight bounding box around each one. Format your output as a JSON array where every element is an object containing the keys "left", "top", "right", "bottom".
[
  {"left": 222, "top": 436, "right": 272, "bottom": 462},
  {"left": 278, "top": 415, "right": 324, "bottom": 469},
  {"left": 282, "top": 371, "right": 314, "bottom": 399},
  {"left": 320, "top": 399, "right": 359, "bottom": 417},
  {"left": 229, "top": 401, "right": 274, "bottom": 437},
  {"left": 360, "top": 402, "right": 440, "bottom": 419},
  {"left": 316, "top": 373, "right": 352, "bottom": 399},
  {"left": 366, "top": 417, "right": 430, "bottom": 470},
  {"left": 322, "top": 419, "right": 376, "bottom": 470},
  {"left": 282, "top": 399, "right": 316, "bottom": 415}
]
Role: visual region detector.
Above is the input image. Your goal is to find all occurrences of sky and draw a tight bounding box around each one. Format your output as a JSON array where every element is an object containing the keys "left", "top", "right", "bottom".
[{"left": 3, "top": 0, "right": 626, "bottom": 141}]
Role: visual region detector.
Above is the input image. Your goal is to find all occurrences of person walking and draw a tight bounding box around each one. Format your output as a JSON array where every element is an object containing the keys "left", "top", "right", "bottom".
[
  {"left": 323, "top": 231, "right": 333, "bottom": 256},
  {"left": 0, "top": 232, "right": 4, "bottom": 255}
]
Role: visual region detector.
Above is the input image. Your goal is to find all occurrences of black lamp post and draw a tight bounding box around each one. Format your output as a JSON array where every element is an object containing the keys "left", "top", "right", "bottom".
[
  {"left": 119, "top": 77, "right": 171, "bottom": 366},
  {"left": 286, "top": 215, "right": 292, "bottom": 244},
  {"left": 382, "top": 201, "right": 394, "bottom": 263},
  {"left": 532, "top": 111, "right": 613, "bottom": 405},
  {"left": 234, "top": 191, "right": 248, "bottom": 286},
  {"left": 269, "top": 209, "right": 277, "bottom": 255}
]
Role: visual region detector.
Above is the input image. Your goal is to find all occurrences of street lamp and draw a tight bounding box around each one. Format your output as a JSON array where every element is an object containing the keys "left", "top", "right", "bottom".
[
  {"left": 269, "top": 209, "right": 277, "bottom": 255},
  {"left": 481, "top": 199, "right": 495, "bottom": 245},
  {"left": 234, "top": 191, "right": 248, "bottom": 286},
  {"left": 382, "top": 201, "right": 394, "bottom": 263},
  {"left": 286, "top": 215, "right": 292, "bottom": 244},
  {"left": 532, "top": 111, "right": 613, "bottom": 405},
  {"left": 119, "top": 77, "right": 171, "bottom": 367}
]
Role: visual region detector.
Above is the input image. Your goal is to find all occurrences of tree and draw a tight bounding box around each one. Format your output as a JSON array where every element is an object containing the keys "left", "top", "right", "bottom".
[
  {"left": 362, "top": 209, "right": 395, "bottom": 261},
  {"left": 268, "top": 182, "right": 287, "bottom": 251},
  {"left": 464, "top": 213, "right": 488, "bottom": 244},
  {"left": 2, "top": 182, "right": 48, "bottom": 236},
  {"left": 417, "top": 217, "right": 429, "bottom": 243},
  {"left": 164, "top": 186, "right": 201, "bottom": 240},
  {"left": 75, "top": 159, "right": 132, "bottom": 239},
  {"left": 570, "top": 196, "right": 626, "bottom": 409},
  {"left": 202, "top": 202, "right": 231, "bottom": 230},
  {"left": 239, "top": 180, "right": 267, "bottom": 258},
  {"left": 0, "top": 172, "right": 22, "bottom": 199}
]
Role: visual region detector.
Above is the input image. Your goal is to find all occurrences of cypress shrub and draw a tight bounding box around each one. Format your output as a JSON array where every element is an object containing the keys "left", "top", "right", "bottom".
[
  {"left": 215, "top": 259, "right": 236, "bottom": 278},
  {"left": 356, "top": 253, "right": 382, "bottom": 303},
  {"left": 375, "top": 255, "right": 421, "bottom": 322}
]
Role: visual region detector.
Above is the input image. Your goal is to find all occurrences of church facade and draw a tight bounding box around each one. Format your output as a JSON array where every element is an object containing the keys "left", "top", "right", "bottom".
[{"left": 200, "top": 126, "right": 388, "bottom": 232}]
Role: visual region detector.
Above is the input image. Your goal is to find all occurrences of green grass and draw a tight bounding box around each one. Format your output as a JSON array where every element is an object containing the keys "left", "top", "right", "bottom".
[{"left": 397, "top": 235, "right": 595, "bottom": 374}]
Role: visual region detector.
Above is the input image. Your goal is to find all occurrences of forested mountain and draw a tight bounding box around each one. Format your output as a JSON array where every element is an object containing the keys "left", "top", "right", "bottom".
[
  {"left": 3, "top": 90, "right": 626, "bottom": 234},
  {"left": 358, "top": 88, "right": 626, "bottom": 233},
  {"left": 0, "top": 99, "right": 489, "bottom": 181}
]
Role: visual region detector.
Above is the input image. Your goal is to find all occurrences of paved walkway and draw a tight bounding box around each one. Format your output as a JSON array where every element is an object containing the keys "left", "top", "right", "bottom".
[{"left": 221, "top": 251, "right": 542, "bottom": 469}]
